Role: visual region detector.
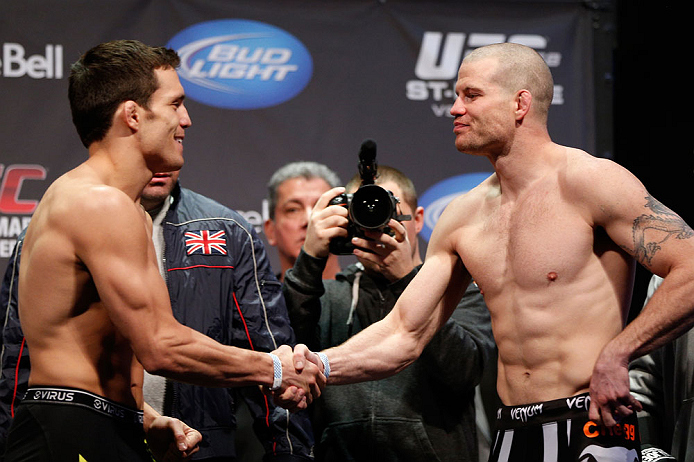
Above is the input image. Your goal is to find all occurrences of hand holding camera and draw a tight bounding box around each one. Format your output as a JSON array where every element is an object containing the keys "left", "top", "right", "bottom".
[
  {"left": 327, "top": 139, "right": 411, "bottom": 255},
  {"left": 302, "top": 139, "right": 419, "bottom": 282},
  {"left": 303, "top": 186, "right": 350, "bottom": 259}
]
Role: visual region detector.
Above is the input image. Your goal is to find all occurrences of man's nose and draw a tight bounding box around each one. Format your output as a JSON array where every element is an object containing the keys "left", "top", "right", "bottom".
[
  {"left": 180, "top": 104, "right": 192, "bottom": 128},
  {"left": 450, "top": 97, "right": 465, "bottom": 116},
  {"left": 301, "top": 207, "right": 311, "bottom": 227}
]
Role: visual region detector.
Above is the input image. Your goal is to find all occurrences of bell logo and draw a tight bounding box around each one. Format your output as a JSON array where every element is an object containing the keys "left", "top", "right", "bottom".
[{"left": 0, "top": 43, "right": 64, "bottom": 79}]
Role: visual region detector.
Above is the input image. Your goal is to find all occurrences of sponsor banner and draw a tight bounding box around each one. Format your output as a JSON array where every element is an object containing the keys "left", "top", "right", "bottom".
[
  {"left": 0, "top": 1, "right": 597, "bottom": 271},
  {"left": 167, "top": 19, "right": 313, "bottom": 110},
  {"left": 408, "top": 32, "right": 565, "bottom": 119},
  {"left": 0, "top": 43, "right": 63, "bottom": 79}
]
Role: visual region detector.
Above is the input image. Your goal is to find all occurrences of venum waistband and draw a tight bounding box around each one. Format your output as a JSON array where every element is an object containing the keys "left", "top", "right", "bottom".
[
  {"left": 23, "top": 386, "right": 144, "bottom": 425},
  {"left": 495, "top": 392, "right": 592, "bottom": 429}
]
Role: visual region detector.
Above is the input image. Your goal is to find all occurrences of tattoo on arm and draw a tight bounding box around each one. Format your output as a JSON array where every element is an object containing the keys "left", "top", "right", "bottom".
[{"left": 630, "top": 195, "right": 693, "bottom": 266}]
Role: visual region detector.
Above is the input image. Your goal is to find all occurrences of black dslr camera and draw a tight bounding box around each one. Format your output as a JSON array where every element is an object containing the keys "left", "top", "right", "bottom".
[{"left": 328, "top": 139, "right": 411, "bottom": 255}]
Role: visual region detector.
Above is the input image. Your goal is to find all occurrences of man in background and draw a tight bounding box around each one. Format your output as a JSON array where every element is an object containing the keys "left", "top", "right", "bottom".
[
  {"left": 629, "top": 274, "right": 693, "bottom": 461},
  {"left": 264, "top": 162, "right": 342, "bottom": 282},
  {"left": 284, "top": 165, "right": 495, "bottom": 461}
]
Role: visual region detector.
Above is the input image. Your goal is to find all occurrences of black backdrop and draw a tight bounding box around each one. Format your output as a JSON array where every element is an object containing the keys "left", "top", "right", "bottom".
[{"left": 613, "top": 1, "right": 693, "bottom": 317}]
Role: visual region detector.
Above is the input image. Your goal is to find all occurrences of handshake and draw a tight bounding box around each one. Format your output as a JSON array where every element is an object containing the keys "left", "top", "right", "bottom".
[{"left": 264, "top": 344, "right": 330, "bottom": 411}]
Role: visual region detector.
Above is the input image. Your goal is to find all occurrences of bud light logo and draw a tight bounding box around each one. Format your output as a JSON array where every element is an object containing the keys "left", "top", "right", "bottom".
[
  {"left": 419, "top": 172, "right": 491, "bottom": 241},
  {"left": 167, "top": 19, "right": 313, "bottom": 110}
]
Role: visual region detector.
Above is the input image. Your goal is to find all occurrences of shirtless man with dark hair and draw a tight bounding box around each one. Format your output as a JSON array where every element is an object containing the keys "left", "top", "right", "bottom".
[
  {"left": 4, "top": 40, "right": 323, "bottom": 462},
  {"left": 295, "top": 43, "right": 694, "bottom": 461}
]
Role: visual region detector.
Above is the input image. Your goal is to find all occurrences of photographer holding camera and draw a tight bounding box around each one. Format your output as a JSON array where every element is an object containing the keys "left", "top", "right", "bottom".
[{"left": 283, "top": 159, "right": 495, "bottom": 462}]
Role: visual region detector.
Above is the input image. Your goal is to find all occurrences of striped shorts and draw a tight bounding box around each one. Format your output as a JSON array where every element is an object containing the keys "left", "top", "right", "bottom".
[{"left": 489, "top": 392, "right": 640, "bottom": 462}]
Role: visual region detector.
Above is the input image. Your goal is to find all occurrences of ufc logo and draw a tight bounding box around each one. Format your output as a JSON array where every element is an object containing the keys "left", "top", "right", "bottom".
[{"left": 0, "top": 164, "right": 46, "bottom": 214}]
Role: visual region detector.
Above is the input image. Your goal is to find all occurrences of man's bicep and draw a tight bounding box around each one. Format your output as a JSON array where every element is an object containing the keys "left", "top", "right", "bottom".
[
  {"left": 426, "top": 201, "right": 472, "bottom": 314},
  {"left": 397, "top": 236, "right": 469, "bottom": 337},
  {"left": 607, "top": 193, "right": 692, "bottom": 275},
  {"left": 76, "top": 202, "right": 166, "bottom": 338},
  {"left": 628, "top": 195, "right": 693, "bottom": 273},
  {"left": 591, "top": 164, "right": 694, "bottom": 275}
]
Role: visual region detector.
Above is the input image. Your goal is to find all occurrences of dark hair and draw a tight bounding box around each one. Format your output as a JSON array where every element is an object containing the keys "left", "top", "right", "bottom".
[{"left": 68, "top": 40, "right": 181, "bottom": 148}]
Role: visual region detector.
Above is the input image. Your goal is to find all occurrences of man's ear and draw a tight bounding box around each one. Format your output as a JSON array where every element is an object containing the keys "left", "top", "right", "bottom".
[
  {"left": 413, "top": 206, "right": 424, "bottom": 233},
  {"left": 121, "top": 100, "right": 141, "bottom": 131},
  {"left": 514, "top": 89, "right": 532, "bottom": 121},
  {"left": 264, "top": 218, "right": 277, "bottom": 246}
]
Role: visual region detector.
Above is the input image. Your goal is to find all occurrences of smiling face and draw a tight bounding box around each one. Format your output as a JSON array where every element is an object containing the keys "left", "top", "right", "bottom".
[
  {"left": 139, "top": 67, "right": 191, "bottom": 173},
  {"left": 450, "top": 57, "right": 517, "bottom": 157}
]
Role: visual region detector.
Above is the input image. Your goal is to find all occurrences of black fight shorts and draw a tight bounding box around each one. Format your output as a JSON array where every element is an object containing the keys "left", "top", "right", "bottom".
[
  {"left": 4, "top": 386, "right": 152, "bottom": 462},
  {"left": 489, "top": 392, "right": 640, "bottom": 462}
]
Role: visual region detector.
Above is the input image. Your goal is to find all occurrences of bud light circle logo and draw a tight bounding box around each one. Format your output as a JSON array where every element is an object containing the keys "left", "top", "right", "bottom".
[
  {"left": 419, "top": 172, "right": 491, "bottom": 241},
  {"left": 167, "top": 19, "right": 313, "bottom": 110}
]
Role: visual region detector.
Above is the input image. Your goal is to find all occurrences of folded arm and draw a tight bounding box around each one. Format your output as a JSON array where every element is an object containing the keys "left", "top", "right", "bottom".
[{"left": 581, "top": 158, "right": 694, "bottom": 426}]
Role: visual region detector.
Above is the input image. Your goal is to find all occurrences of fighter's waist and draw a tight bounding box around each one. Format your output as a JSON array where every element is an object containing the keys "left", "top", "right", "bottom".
[
  {"left": 496, "top": 392, "right": 592, "bottom": 428},
  {"left": 22, "top": 386, "right": 144, "bottom": 424}
]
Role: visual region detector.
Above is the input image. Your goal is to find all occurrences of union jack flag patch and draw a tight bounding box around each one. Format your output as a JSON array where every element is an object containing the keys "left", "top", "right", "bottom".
[{"left": 184, "top": 230, "right": 227, "bottom": 255}]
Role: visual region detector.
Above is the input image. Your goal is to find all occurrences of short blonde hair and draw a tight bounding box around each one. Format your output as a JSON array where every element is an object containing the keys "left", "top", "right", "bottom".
[{"left": 464, "top": 42, "right": 554, "bottom": 120}]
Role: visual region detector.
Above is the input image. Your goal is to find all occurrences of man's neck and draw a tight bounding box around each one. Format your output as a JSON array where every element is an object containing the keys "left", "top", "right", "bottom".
[
  {"left": 86, "top": 144, "right": 154, "bottom": 202},
  {"left": 489, "top": 139, "right": 561, "bottom": 199}
]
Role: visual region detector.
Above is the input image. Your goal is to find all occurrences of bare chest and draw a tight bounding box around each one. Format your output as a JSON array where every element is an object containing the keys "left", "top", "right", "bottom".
[{"left": 459, "top": 191, "right": 595, "bottom": 295}]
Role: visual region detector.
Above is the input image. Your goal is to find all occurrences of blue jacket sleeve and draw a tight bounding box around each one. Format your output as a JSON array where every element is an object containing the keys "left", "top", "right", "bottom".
[
  {"left": 0, "top": 236, "right": 30, "bottom": 453},
  {"left": 231, "top": 227, "right": 314, "bottom": 460},
  {"left": 236, "top": 386, "right": 315, "bottom": 461},
  {"left": 232, "top": 225, "right": 296, "bottom": 351}
]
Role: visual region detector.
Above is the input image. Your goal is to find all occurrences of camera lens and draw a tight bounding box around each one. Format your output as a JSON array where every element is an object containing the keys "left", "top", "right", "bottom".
[{"left": 350, "top": 185, "right": 394, "bottom": 229}]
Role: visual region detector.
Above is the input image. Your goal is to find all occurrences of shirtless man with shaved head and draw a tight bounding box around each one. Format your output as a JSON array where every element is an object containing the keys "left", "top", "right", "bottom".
[{"left": 295, "top": 43, "right": 694, "bottom": 461}]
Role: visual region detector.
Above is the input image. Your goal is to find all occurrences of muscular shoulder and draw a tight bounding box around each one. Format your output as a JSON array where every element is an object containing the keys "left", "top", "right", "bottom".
[
  {"left": 560, "top": 148, "right": 649, "bottom": 222},
  {"left": 73, "top": 184, "right": 141, "bottom": 227},
  {"left": 32, "top": 175, "right": 135, "bottom": 233},
  {"left": 45, "top": 179, "right": 146, "bottom": 251},
  {"left": 562, "top": 148, "right": 642, "bottom": 190},
  {"left": 427, "top": 173, "right": 496, "bottom": 252},
  {"left": 440, "top": 172, "right": 497, "bottom": 226}
]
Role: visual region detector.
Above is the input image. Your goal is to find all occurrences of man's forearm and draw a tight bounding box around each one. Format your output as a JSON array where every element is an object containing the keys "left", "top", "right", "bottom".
[
  {"left": 142, "top": 326, "right": 276, "bottom": 388},
  {"left": 321, "top": 313, "right": 425, "bottom": 386},
  {"left": 616, "top": 268, "right": 694, "bottom": 363}
]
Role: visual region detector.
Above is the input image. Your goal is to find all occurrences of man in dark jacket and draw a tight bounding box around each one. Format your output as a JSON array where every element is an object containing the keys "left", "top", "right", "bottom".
[
  {"left": 264, "top": 161, "right": 343, "bottom": 282},
  {"left": 283, "top": 165, "right": 495, "bottom": 461},
  {"left": 0, "top": 170, "right": 314, "bottom": 462},
  {"left": 629, "top": 274, "right": 693, "bottom": 462}
]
